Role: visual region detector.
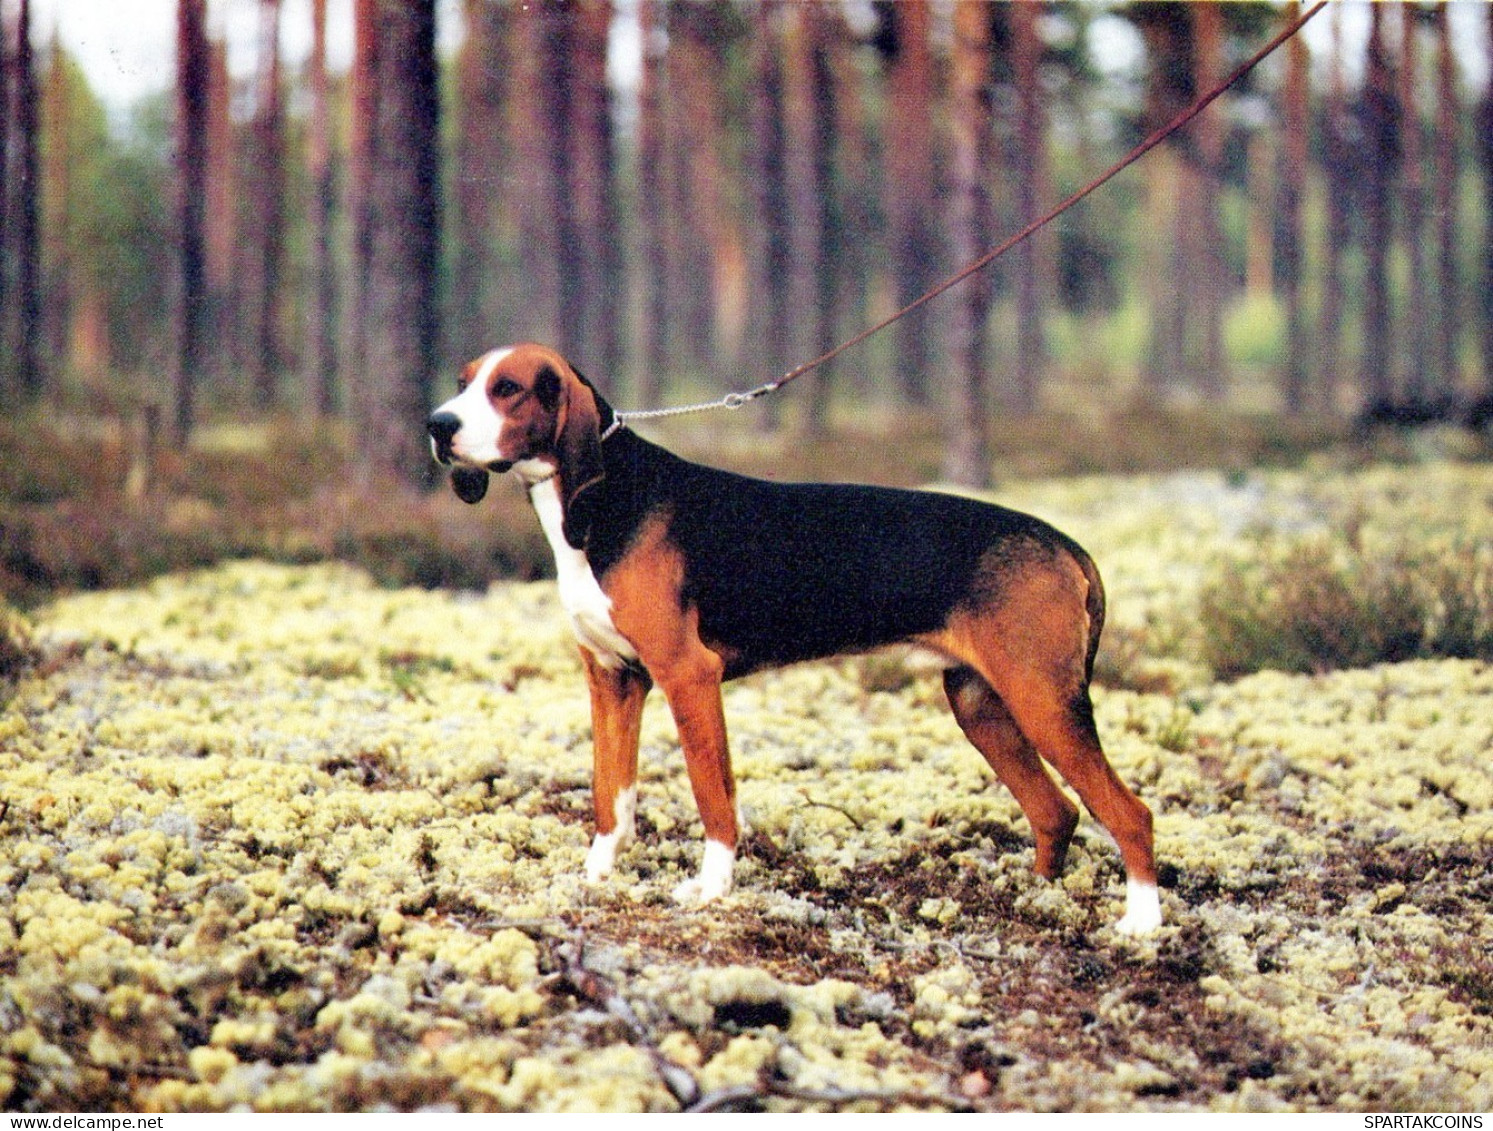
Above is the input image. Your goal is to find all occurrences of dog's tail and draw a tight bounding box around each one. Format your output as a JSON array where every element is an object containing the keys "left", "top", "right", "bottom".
[{"left": 1074, "top": 546, "right": 1106, "bottom": 684}]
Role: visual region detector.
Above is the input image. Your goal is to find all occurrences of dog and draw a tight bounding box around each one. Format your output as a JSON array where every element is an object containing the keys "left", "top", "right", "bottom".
[{"left": 427, "top": 343, "right": 1161, "bottom": 934}]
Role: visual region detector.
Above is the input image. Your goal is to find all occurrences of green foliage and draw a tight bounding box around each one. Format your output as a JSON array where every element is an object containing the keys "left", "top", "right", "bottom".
[
  {"left": 81, "top": 101, "right": 175, "bottom": 371},
  {"left": 1223, "top": 291, "right": 1286, "bottom": 369},
  {"left": 33, "top": 50, "right": 173, "bottom": 378},
  {"left": 1197, "top": 536, "right": 1493, "bottom": 680},
  {"left": 1096, "top": 299, "right": 1154, "bottom": 375},
  {"left": 1151, "top": 706, "right": 1195, "bottom": 754}
]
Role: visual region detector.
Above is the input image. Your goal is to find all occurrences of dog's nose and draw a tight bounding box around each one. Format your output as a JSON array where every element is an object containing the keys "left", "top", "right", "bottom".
[
  {"left": 427, "top": 412, "right": 460, "bottom": 461},
  {"left": 427, "top": 412, "right": 460, "bottom": 444}
]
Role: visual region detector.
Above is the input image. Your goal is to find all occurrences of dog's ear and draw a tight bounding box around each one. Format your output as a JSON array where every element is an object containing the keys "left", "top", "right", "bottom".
[
  {"left": 450, "top": 466, "right": 489, "bottom": 505},
  {"left": 554, "top": 365, "right": 605, "bottom": 549}
]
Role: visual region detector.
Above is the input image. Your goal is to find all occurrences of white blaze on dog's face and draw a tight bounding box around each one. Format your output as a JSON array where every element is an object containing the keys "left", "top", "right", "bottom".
[
  {"left": 426, "top": 347, "right": 543, "bottom": 471},
  {"left": 429, "top": 347, "right": 525, "bottom": 469}
]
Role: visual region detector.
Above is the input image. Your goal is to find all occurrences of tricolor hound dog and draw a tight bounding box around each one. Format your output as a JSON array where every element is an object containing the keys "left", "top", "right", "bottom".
[{"left": 427, "top": 343, "right": 1161, "bottom": 934}]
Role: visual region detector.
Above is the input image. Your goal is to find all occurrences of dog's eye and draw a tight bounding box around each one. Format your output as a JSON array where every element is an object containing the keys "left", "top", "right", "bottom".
[{"left": 492, "top": 379, "right": 521, "bottom": 399}]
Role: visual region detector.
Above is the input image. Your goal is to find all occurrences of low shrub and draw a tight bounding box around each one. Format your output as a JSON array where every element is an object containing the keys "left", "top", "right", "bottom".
[
  {"left": 1197, "top": 536, "right": 1493, "bottom": 679},
  {"left": 0, "top": 601, "right": 37, "bottom": 704}
]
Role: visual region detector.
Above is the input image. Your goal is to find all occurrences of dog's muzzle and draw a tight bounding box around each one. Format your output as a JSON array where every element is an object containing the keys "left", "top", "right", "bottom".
[
  {"left": 427, "top": 411, "right": 502, "bottom": 504},
  {"left": 426, "top": 412, "right": 461, "bottom": 465}
]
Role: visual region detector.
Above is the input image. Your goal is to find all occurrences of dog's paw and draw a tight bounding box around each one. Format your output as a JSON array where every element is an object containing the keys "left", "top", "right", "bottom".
[
  {"left": 1114, "top": 880, "right": 1162, "bottom": 936},
  {"left": 584, "top": 788, "right": 637, "bottom": 884},
  {"left": 671, "top": 840, "right": 735, "bottom": 905},
  {"left": 584, "top": 831, "right": 623, "bottom": 883}
]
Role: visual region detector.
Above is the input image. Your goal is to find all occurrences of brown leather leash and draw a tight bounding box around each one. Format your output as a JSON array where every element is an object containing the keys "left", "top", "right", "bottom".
[{"left": 615, "top": 0, "right": 1329, "bottom": 429}]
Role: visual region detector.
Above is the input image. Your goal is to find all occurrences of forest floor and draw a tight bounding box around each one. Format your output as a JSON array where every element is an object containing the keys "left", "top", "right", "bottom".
[{"left": 2, "top": 452, "right": 1492, "bottom": 1111}]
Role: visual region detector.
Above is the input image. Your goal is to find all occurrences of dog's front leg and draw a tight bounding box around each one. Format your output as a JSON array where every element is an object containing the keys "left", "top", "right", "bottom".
[
  {"left": 654, "top": 647, "right": 738, "bottom": 904},
  {"left": 582, "top": 651, "right": 650, "bottom": 884}
]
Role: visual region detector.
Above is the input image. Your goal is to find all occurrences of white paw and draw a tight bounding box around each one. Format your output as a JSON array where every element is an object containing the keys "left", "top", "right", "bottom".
[
  {"left": 1114, "top": 879, "right": 1163, "bottom": 936},
  {"left": 585, "top": 831, "right": 623, "bottom": 883},
  {"left": 672, "top": 840, "right": 735, "bottom": 905},
  {"left": 584, "top": 787, "right": 637, "bottom": 883}
]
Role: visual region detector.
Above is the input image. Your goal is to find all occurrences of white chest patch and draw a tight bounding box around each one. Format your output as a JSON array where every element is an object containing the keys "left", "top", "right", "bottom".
[{"left": 529, "top": 478, "right": 638, "bottom": 670}]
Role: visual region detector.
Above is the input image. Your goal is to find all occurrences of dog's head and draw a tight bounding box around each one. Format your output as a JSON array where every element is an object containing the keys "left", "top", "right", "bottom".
[{"left": 426, "top": 343, "right": 610, "bottom": 547}]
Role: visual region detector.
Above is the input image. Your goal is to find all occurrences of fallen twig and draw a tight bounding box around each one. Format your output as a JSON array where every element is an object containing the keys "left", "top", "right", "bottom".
[
  {"left": 553, "top": 931, "right": 702, "bottom": 1109},
  {"left": 688, "top": 1078, "right": 973, "bottom": 1113},
  {"left": 799, "top": 792, "right": 865, "bottom": 830}
]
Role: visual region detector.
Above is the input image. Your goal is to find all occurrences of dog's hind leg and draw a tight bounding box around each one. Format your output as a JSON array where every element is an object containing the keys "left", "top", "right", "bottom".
[
  {"left": 945, "top": 554, "right": 1160, "bottom": 934},
  {"left": 943, "top": 666, "right": 1079, "bottom": 880},
  {"left": 998, "top": 671, "right": 1159, "bottom": 934}
]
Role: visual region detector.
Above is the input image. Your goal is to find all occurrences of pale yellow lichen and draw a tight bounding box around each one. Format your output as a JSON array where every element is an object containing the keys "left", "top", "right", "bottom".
[{"left": 3, "top": 464, "right": 1491, "bottom": 1111}]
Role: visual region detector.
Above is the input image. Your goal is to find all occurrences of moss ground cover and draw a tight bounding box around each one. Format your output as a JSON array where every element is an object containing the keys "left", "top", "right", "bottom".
[{"left": 1, "top": 461, "right": 1490, "bottom": 1111}]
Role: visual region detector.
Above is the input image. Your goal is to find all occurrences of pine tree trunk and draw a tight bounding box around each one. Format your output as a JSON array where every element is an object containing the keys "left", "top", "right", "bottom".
[
  {"left": 1192, "top": 1, "right": 1226, "bottom": 399},
  {"left": 571, "top": 0, "right": 620, "bottom": 377},
  {"left": 42, "top": 31, "right": 69, "bottom": 371},
  {"left": 945, "top": 0, "right": 993, "bottom": 488},
  {"left": 1359, "top": 4, "right": 1398, "bottom": 408},
  {"left": 1011, "top": 0, "right": 1048, "bottom": 416},
  {"left": 1318, "top": 2, "right": 1352, "bottom": 413},
  {"left": 345, "top": 0, "right": 379, "bottom": 391},
  {"left": 452, "top": 0, "right": 508, "bottom": 363},
  {"left": 358, "top": 0, "right": 441, "bottom": 487},
  {"left": 174, "top": 0, "right": 210, "bottom": 443},
  {"left": 1136, "top": 6, "right": 1190, "bottom": 397},
  {"left": 782, "top": 2, "right": 835, "bottom": 437},
  {"left": 746, "top": 0, "right": 789, "bottom": 418},
  {"left": 1245, "top": 131, "right": 1274, "bottom": 299},
  {"left": 505, "top": 4, "right": 562, "bottom": 348},
  {"left": 1431, "top": 3, "right": 1459, "bottom": 395},
  {"left": 1277, "top": 0, "right": 1310, "bottom": 414},
  {"left": 0, "top": 3, "right": 8, "bottom": 395},
  {"left": 248, "top": 0, "right": 286, "bottom": 411},
  {"left": 205, "top": 36, "right": 236, "bottom": 378},
  {"left": 307, "top": 0, "right": 338, "bottom": 416},
  {"left": 538, "top": 1, "right": 581, "bottom": 360},
  {"left": 1477, "top": 3, "right": 1493, "bottom": 398},
  {"left": 808, "top": 6, "right": 841, "bottom": 433},
  {"left": 1399, "top": 4, "right": 1429, "bottom": 403},
  {"left": 634, "top": 0, "right": 668, "bottom": 406},
  {"left": 883, "top": 0, "right": 937, "bottom": 406},
  {"left": 829, "top": 20, "right": 875, "bottom": 400},
  {"left": 14, "top": 0, "right": 42, "bottom": 397},
  {"left": 662, "top": 4, "right": 739, "bottom": 386}
]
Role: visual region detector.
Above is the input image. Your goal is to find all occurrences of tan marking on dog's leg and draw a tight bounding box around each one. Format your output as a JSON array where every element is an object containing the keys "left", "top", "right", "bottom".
[
  {"left": 582, "top": 652, "right": 649, "bottom": 882},
  {"left": 943, "top": 666, "right": 1080, "bottom": 879}
]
